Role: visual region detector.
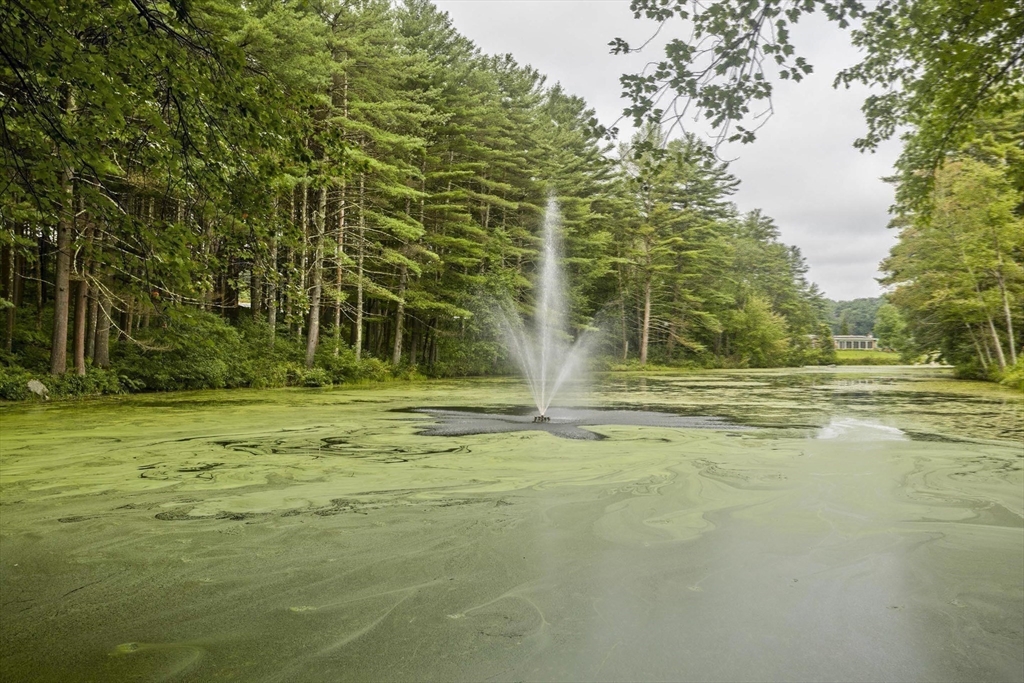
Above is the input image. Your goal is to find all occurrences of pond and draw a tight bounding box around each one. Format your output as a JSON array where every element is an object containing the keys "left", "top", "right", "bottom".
[{"left": 1, "top": 367, "right": 1021, "bottom": 682}]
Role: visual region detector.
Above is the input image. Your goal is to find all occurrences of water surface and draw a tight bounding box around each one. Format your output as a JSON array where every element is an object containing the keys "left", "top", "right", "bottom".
[{"left": 1, "top": 367, "right": 1021, "bottom": 681}]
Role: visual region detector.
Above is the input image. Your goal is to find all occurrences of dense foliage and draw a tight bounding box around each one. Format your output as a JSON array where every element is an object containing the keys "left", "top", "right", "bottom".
[
  {"left": 881, "top": 104, "right": 1024, "bottom": 388},
  {"left": 1, "top": 0, "right": 836, "bottom": 398},
  {"left": 616, "top": 0, "right": 1023, "bottom": 387},
  {"left": 615, "top": 0, "right": 1024, "bottom": 170},
  {"left": 825, "top": 297, "right": 882, "bottom": 336}
]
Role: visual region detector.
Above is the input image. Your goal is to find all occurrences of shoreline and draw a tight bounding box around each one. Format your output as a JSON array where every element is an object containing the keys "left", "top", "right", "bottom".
[{"left": 5, "top": 362, "right": 1021, "bottom": 407}]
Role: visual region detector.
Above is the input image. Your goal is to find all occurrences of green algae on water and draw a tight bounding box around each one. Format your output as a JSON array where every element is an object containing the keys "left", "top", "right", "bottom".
[{"left": 0, "top": 367, "right": 1021, "bottom": 682}]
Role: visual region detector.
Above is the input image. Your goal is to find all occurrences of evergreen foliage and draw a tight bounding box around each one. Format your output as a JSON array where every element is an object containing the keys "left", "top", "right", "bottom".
[
  {"left": 613, "top": 0, "right": 1022, "bottom": 385},
  {"left": 1, "top": 0, "right": 838, "bottom": 398}
]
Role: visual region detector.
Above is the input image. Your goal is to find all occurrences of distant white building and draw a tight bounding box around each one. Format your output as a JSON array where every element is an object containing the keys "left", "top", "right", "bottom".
[{"left": 833, "top": 334, "right": 878, "bottom": 350}]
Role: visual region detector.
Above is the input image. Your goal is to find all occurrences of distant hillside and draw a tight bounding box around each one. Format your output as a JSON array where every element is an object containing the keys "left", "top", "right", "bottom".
[{"left": 825, "top": 297, "right": 884, "bottom": 336}]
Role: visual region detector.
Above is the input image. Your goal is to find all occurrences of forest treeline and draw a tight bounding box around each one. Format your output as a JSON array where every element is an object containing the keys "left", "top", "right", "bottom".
[
  {"left": 0, "top": 0, "right": 839, "bottom": 398},
  {"left": 826, "top": 298, "right": 882, "bottom": 337},
  {"left": 879, "top": 104, "right": 1024, "bottom": 389},
  {"left": 820, "top": 107, "right": 1024, "bottom": 388},
  {"left": 612, "top": 0, "right": 1023, "bottom": 389}
]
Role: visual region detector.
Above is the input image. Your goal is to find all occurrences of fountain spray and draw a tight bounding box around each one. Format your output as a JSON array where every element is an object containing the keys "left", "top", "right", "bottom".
[{"left": 497, "top": 196, "right": 595, "bottom": 421}]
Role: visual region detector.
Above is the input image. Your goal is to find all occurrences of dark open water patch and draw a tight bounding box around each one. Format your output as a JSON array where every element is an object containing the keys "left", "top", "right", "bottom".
[{"left": 411, "top": 407, "right": 751, "bottom": 441}]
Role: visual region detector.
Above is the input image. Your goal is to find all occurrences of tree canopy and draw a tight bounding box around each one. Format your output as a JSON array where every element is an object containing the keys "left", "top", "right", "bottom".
[
  {"left": 2, "top": 0, "right": 842, "bottom": 397},
  {"left": 881, "top": 104, "right": 1023, "bottom": 381},
  {"left": 614, "top": 0, "right": 1024, "bottom": 176}
]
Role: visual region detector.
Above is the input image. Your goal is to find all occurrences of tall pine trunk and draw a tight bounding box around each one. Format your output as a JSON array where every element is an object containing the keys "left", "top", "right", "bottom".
[
  {"left": 305, "top": 185, "right": 327, "bottom": 368},
  {"left": 267, "top": 200, "right": 278, "bottom": 350},
  {"left": 94, "top": 288, "right": 110, "bottom": 368},
  {"left": 298, "top": 180, "right": 308, "bottom": 341},
  {"left": 86, "top": 260, "right": 98, "bottom": 362},
  {"left": 35, "top": 230, "right": 44, "bottom": 330},
  {"left": 410, "top": 319, "right": 419, "bottom": 365},
  {"left": 73, "top": 278, "right": 88, "bottom": 375},
  {"left": 639, "top": 276, "right": 651, "bottom": 365},
  {"left": 355, "top": 174, "right": 365, "bottom": 361},
  {"left": 284, "top": 189, "right": 295, "bottom": 332},
  {"left": 50, "top": 176, "right": 73, "bottom": 375},
  {"left": 72, "top": 216, "right": 92, "bottom": 375},
  {"left": 334, "top": 180, "right": 346, "bottom": 356},
  {"left": 86, "top": 293, "right": 97, "bottom": 362},
  {"left": 392, "top": 264, "right": 407, "bottom": 365},
  {"left": 251, "top": 262, "right": 262, "bottom": 320},
  {"left": 2, "top": 238, "right": 13, "bottom": 352}
]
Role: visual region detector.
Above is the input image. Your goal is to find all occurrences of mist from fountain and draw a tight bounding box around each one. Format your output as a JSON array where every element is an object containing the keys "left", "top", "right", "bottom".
[{"left": 497, "top": 197, "right": 596, "bottom": 418}]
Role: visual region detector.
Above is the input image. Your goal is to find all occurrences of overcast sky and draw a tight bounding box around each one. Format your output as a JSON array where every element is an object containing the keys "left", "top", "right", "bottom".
[{"left": 433, "top": 0, "right": 903, "bottom": 301}]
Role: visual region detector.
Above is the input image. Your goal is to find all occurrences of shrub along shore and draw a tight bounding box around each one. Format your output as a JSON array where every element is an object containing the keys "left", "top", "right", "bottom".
[{"left": 0, "top": 308, "right": 836, "bottom": 401}]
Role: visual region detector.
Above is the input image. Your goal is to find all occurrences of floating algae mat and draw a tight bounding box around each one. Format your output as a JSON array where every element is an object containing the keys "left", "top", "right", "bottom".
[{"left": 0, "top": 367, "right": 1022, "bottom": 682}]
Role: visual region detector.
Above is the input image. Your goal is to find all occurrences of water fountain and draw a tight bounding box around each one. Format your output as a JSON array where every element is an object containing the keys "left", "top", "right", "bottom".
[
  {"left": 411, "top": 196, "right": 749, "bottom": 440},
  {"left": 496, "top": 197, "right": 594, "bottom": 421}
]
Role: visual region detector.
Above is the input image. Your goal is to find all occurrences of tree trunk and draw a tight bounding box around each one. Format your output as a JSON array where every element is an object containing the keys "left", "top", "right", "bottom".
[
  {"left": 667, "top": 282, "right": 680, "bottom": 361},
  {"left": 305, "top": 185, "right": 327, "bottom": 369},
  {"left": 94, "top": 289, "right": 110, "bottom": 368},
  {"left": 86, "top": 292, "right": 97, "bottom": 362},
  {"left": 298, "top": 180, "right": 309, "bottom": 341},
  {"left": 375, "top": 303, "right": 386, "bottom": 358},
  {"left": 73, "top": 278, "right": 88, "bottom": 375},
  {"left": 981, "top": 333, "right": 994, "bottom": 367},
  {"left": 267, "top": 204, "right": 278, "bottom": 350},
  {"left": 50, "top": 177, "right": 73, "bottom": 375},
  {"left": 987, "top": 315, "right": 1007, "bottom": 371},
  {"left": 334, "top": 180, "right": 346, "bottom": 356},
  {"left": 965, "top": 323, "right": 988, "bottom": 370},
  {"left": 35, "top": 230, "right": 44, "bottom": 330},
  {"left": 12, "top": 230, "right": 24, "bottom": 310},
  {"left": 410, "top": 318, "right": 419, "bottom": 365},
  {"left": 225, "top": 258, "right": 239, "bottom": 324},
  {"left": 2, "top": 239, "right": 13, "bottom": 352},
  {"left": 86, "top": 259, "right": 98, "bottom": 362},
  {"left": 251, "top": 260, "right": 262, "bottom": 321},
  {"left": 285, "top": 189, "right": 295, "bottom": 333},
  {"left": 962, "top": 251, "right": 1008, "bottom": 371},
  {"left": 392, "top": 264, "right": 407, "bottom": 365},
  {"left": 430, "top": 322, "right": 438, "bottom": 365},
  {"left": 994, "top": 271, "right": 1017, "bottom": 366},
  {"left": 355, "top": 174, "right": 365, "bottom": 361},
  {"left": 615, "top": 262, "right": 629, "bottom": 361},
  {"left": 620, "top": 298, "right": 629, "bottom": 360},
  {"left": 639, "top": 276, "right": 651, "bottom": 365}
]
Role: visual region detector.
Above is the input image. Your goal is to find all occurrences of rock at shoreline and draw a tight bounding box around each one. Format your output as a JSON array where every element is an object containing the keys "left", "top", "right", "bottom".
[{"left": 27, "top": 379, "right": 49, "bottom": 400}]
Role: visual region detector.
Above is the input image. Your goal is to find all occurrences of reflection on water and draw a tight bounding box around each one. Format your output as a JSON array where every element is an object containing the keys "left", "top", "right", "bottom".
[
  {"left": 594, "top": 367, "right": 1021, "bottom": 442},
  {"left": 816, "top": 417, "right": 908, "bottom": 440},
  {"left": 0, "top": 366, "right": 1021, "bottom": 682}
]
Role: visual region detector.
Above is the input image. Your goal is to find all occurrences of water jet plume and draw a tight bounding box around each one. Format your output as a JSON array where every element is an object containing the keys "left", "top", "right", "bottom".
[{"left": 494, "top": 196, "right": 599, "bottom": 415}]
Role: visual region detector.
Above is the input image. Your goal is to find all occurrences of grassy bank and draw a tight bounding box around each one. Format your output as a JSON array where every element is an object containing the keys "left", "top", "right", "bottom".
[{"left": 834, "top": 350, "right": 905, "bottom": 365}]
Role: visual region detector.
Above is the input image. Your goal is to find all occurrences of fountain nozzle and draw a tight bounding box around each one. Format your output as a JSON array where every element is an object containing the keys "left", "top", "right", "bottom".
[{"left": 533, "top": 415, "right": 550, "bottom": 423}]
